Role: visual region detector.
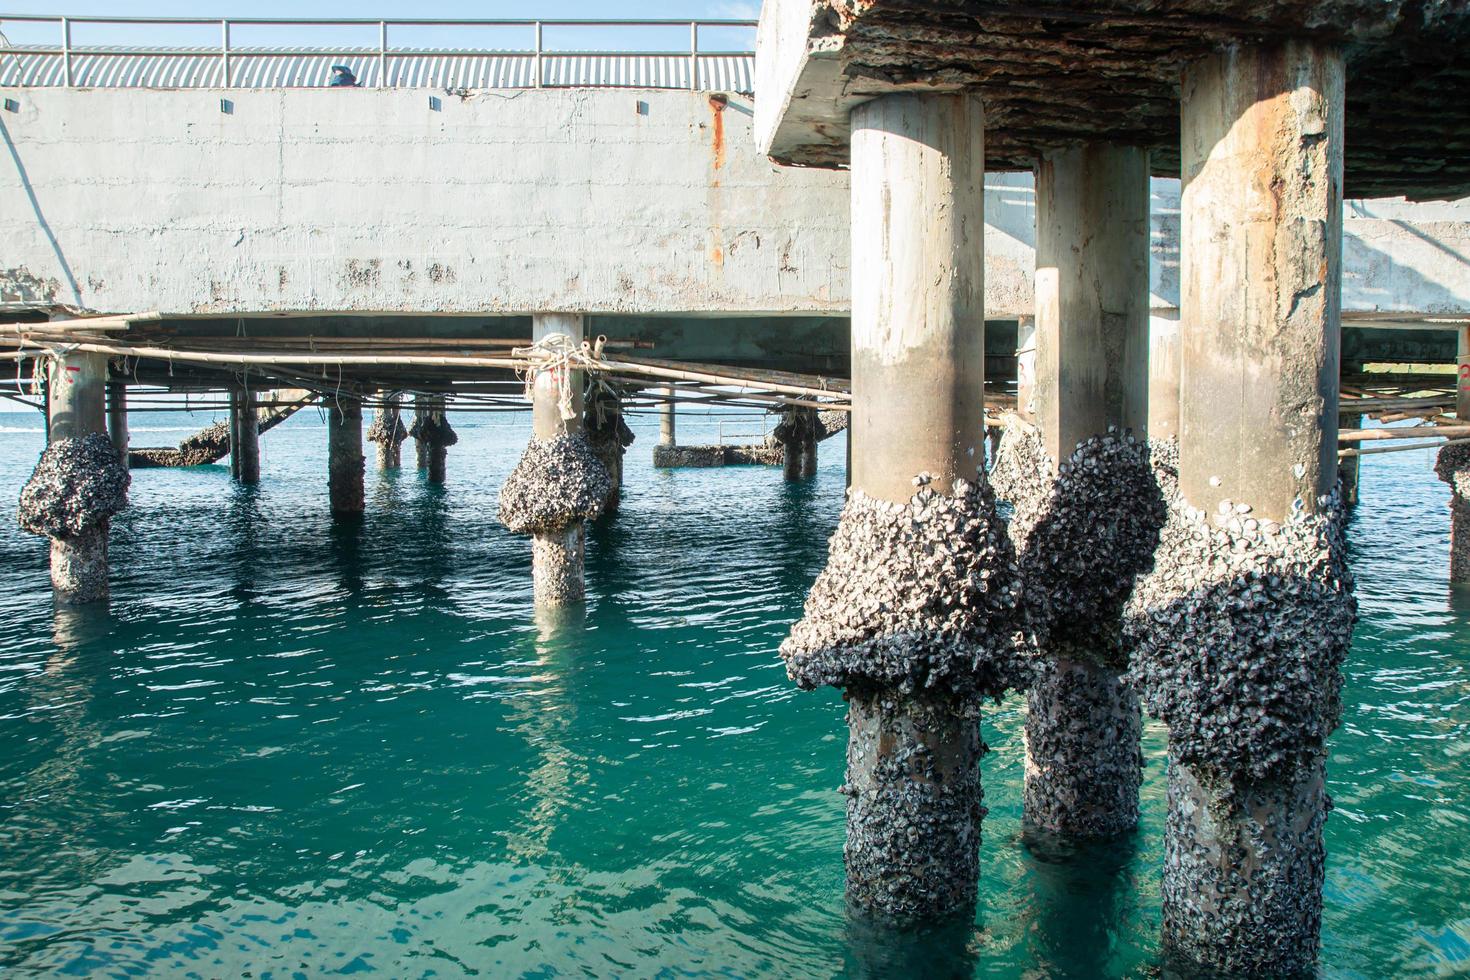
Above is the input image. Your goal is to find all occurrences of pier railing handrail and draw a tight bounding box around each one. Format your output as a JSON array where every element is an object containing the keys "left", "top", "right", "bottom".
[{"left": 0, "top": 14, "right": 758, "bottom": 90}]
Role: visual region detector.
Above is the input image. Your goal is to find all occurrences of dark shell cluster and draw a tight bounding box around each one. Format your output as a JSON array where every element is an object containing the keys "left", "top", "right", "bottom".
[
  {"left": 772, "top": 406, "right": 819, "bottom": 447},
  {"left": 780, "top": 474, "right": 1028, "bottom": 699},
  {"left": 1124, "top": 491, "right": 1356, "bottom": 788},
  {"left": 1162, "top": 752, "right": 1329, "bottom": 977},
  {"left": 498, "top": 434, "right": 613, "bottom": 535},
  {"left": 1023, "top": 658, "right": 1142, "bottom": 838},
  {"left": 1435, "top": 442, "right": 1470, "bottom": 497},
  {"left": 1149, "top": 436, "right": 1179, "bottom": 501},
  {"left": 843, "top": 690, "right": 985, "bottom": 920},
  {"left": 409, "top": 412, "right": 457, "bottom": 448},
  {"left": 18, "top": 434, "right": 130, "bottom": 540},
  {"left": 366, "top": 410, "right": 408, "bottom": 447},
  {"left": 991, "top": 416, "right": 1166, "bottom": 669}
]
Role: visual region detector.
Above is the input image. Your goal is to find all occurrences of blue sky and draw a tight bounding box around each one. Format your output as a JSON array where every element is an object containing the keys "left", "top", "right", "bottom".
[{"left": 0, "top": 1, "right": 761, "bottom": 51}]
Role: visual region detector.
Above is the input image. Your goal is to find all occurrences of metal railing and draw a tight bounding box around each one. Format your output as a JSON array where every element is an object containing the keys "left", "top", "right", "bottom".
[
  {"left": 0, "top": 14, "right": 757, "bottom": 89},
  {"left": 717, "top": 415, "right": 772, "bottom": 446}
]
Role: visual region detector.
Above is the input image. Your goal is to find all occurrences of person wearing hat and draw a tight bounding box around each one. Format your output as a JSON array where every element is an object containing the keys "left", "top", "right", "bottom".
[{"left": 329, "top": 65, "right": 358, "bottom": 87}]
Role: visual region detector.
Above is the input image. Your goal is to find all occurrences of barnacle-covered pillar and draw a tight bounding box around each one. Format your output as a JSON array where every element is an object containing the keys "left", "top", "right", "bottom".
[
  {"left": 327, "top": 393, "right": 365, "bottom": 515},
  {"left": 782, "top": 93, "right": 1024, "bottom": 923},
  {"left": 367, "top": 393, "right": 408, "bottom": 470},
  {"left": 19, "top": 351, "right": 129, "bottom": 603},
  {"left": 1127, "top": 41, "right": 1354, "bottom": 976},
  {"left": 106, "top": 381, "right": 129, "bottom": 468},
  {"left": 408, "top": 395, "right": 455, "bottom": 483},
  {"left": 499, "top": 313, "right": 611, "bottom": 606},
  {"left": 229, "top": 389, "right": 260, "bottom": 484},
  {"left": 996, "top": 143, "right": 1160, "bottom": 840},
  {"left": 775, "top": 406, "right": 818, "bottom": 481},
  {"left": 412, "top": 396, "right": 430, "bottom": 470},
  {"left": 585, "top": 386, "right": 634, "bottom": 513}
]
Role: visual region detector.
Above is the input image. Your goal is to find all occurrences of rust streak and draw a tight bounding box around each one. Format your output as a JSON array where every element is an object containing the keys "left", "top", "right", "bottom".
[{"left": 708, "top": 94, "right": 726, "bottom": 171}]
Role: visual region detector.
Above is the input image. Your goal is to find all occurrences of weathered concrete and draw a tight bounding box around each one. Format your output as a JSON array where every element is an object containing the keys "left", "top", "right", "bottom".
[
  {"left": 1339, "top": 412, "right": 1362, "bottom": 507},
  {"left": 229, "top": 389, "right": 261, "bottom": 485},
  {"left": 652, "top": 443, "right": 784, "bottom": 468},
  {"left": 106, "top": 382, "right": 128, "bottom": 467},
  {"left": 407, "top": 396, "right": 453, "bottom": 482},
  {"left": 1136, "top": 40, "right": 1354, "bottom": 975},
  {"left": 327, "top": 394, "right": 365, "bottom": 515},
  {"left": 1033, "top": 144, "right": 1149, "bottom": 461},
  {"left": 781, "top": 93, "right": 1021, "bottom": 923},
  {"left": 1148, "top": 314, "right": 1181, "bottom": 443},
  {"left": 753, "top": 0, "right": 1470, "bottom": 200},
  {"left": 1435, "top": 444, "right": 1470, "bottom": 583},
  {"left": 658, "top": 386, "right": 677, "bottom": 446},
  {"left": 1179, "top": 43, "right": 1344, "bottom": 524},
  {"left": 4, "top": 85, "right": 1470, "bottom": 323},
  {"left": 848, "top": 94, "right": 986, "bottom": 503},
  {"left": 0, "top": 88, "right": 847, "bottom": 317},
  {"left": 412, "top": 397, "right": 430, "bottom": 470}
]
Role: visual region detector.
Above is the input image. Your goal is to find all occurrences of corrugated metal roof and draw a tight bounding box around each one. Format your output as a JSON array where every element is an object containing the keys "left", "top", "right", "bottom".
[{"left": 0, "top": 45, "right": 754, "bottom": 93}]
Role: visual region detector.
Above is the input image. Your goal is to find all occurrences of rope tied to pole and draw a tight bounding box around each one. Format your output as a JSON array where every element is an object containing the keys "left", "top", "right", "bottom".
[{"left": 513, "top": 332, "right": 610, "bottom": 422}]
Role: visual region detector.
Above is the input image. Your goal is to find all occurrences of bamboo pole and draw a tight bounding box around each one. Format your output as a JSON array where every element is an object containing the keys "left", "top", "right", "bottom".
[
  {"left": 1338, "top": 436, "right": 1470, "bottom": 458},
  {"left": 1339, "top": 425, "right": 1470, "bottom": 442}
]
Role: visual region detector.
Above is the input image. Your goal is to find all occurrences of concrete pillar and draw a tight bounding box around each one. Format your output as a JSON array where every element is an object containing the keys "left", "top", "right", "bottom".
[
  {"left": 45, "top": 351, "right": 111, "bottom": 603},
  {"left": 229, "top": 389, "right": 260, "bottom": 485},
  {"left": 1143, "top": 40, "right": 1349, "bottom": 976},
  {"left": 778, "top": 407, "right": 818, "bottom": 481},
  {"left": 585, "top": 387, "right": 631, "bottom": 513},
  {"left": 532, "top": 312, "right": 587, "bottom": 605},
  {"left": 327, "top": 394, "right": 365, "bottom": 515},
  {"left": 1148, "top": 313, "right": 1181, "bottom": 443},
  {"left": 1339, "top": 411, "right": 1361, "bottom": 507},
  {"left": 371, "top": 393, "right": 405, "bottom": 470},
  {"left": 659, "top": 385, "right": 676, "bottom": 446},
  {"left": 1017, "top": 143, "right": 1155, "bottom": 840},
  {"left": 1447, "top": 328, "right": 1470, "bottom": 579},
  {"left": 425, "top": 396, "right": 448, "bottom": 484},
  {"left": 413, "top": 397, "right": 430, "bottom": 470},
  {"left": 106, "top": 381, "right": 128, "bottom": 468},
  {"left": 1015, "top": 316, "right": 1036, "bottom": 422},
  {"left": 782, "top": 92, "right": 1002, "bottom": 923}
]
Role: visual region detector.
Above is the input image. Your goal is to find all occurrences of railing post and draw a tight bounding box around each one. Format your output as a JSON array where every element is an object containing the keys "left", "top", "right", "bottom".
[
  {"left": 689, "top": 21, "right": 698, "bottom": 90},
  {"left": 61, "top": 16, "right": 73, "bottom": 87},
  {"left": 533, "top": 21, "right": 543, "bottom": 88},
  {"left": 378, "top": 21, "right": 388, "bottom": 87},
  {"left": 221, "top": 19, "right": 231, "bottom": 87}
]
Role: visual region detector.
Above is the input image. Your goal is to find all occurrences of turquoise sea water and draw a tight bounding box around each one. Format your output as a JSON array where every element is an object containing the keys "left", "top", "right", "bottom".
[{"left": 0, "top": 408, "right": 1467, "bottom": 978}]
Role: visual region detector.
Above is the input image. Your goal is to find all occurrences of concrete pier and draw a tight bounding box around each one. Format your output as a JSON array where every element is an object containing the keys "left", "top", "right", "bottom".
[
  {"left": 659, "top": 386, "right": 676, "bottom": 446},
  {"left": 22, "top": 350, "right": 128, "bottom": 603},
  {"left": 780, "top": 93, "right": 1025, "bottom": 923},
  {"left": 229, "top": 390, "right": 260, "bottom": 485},
  {"left": 106, "top": 381, "right": 128, "bottom": 467},
  {"left": 327, "top": 394, "right": 365, "bottom": 515},
  {"left": 585, "top": 387, "right": 633, "bottom": 513},
  {"left": 367, "top": 393, "right": 407, "bottom": 470},
  {"left": 498, "top": 314, "right": 612, "bottom": 607},
  {"left": 1128, "top": 41, "right": 1355, "bottom": 976},
  {"left": 776, "top": 407, "right": 818, "bottom": 481},
  {"left": 408, "top": 396, "right": 454, "bottom": 484},
  {"left": 1004, "top": 143, "right": 1158, "bottom": 839},
  {"left": 1147, "top": 315, "right": 1180, "bottom": 444},
  {"left": 412, "top": 397, "right": 430, "bottom": 470},
  {"left": 1443, "top": 327, "right": 1470, "bottom": 581}
]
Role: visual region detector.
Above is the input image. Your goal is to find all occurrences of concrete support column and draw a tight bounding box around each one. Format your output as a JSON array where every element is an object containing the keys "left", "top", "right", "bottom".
[
  {"left": 1137, "top": 41, "right": 1350, "bottom": 976},
  {"left": 1339, "top": 411, "right": 1362, "bottom": 507},
  {"left": 781, "top": 93, "right": 1013, "bottom": 925},
  {"left": 44, "top": 351, "right": 112, "bottom": 603},
  {"left": 413, "top": 397, "right": 430, "bottom": 470},
  {"left": 532, "top": 313, "right": 587, "bottom": 605},
  {"left": 107, "top": 381, "right": 128, "bottom": 468},
  {"left": 659, "top": 385, "right": 676, "bottom": 446},
  {"left": 370, "top": 393, "right": 405, "bottom": 470},
  {"left": 424, "top": 397, "right": 448, "bottom": 484},
  {"left": 1148, "top": 313, "right": 1181, "bottom": 444},
  {"left": 585, "top": 387, "right": 632, "bottom": 513},
  {"left": 229, "top": 389, "right": 260, "bottom": 485},
  {"left": 778, "top": 407, "right": 818, "bottom": 481},
  {"left": 1015, "top": 143, "right": 1155, "bottom": 840},
  {"left": 327, "top": 394, "right": 365, "bottom": 515},
  {"left": 1444, "top": 328, "right": 1470, "bottom": 580}
]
